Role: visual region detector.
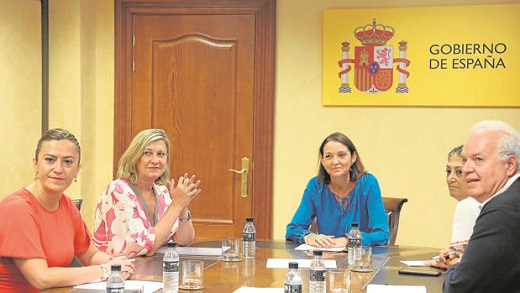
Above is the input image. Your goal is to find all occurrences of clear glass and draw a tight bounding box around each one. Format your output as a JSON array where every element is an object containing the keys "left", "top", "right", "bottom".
[
  {"left": 222, "top": 238, "right": 242, "bottom": 262},
  {"left": 328, "top": 269, "right": 351, "bottom": 293},
  {"left": 352, "top": 246, "right": 373, "bottom": 272},
  {"left": 181, "top": 260, "right": 204, "bottom": 290}
]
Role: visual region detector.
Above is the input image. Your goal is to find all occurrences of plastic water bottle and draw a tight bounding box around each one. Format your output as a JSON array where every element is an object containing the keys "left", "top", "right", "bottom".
[
  {"left": 309, "top": 250, "right": 326, "bottom": 293},
  {"left": 163, "top": 242, "right": 180, "bottom": 293},
  {"left": 243, "top": 217, "right": 256, "bottom": 259},
  {"left": 347, "top": 222, "right": 362, "bottom": 268},
  {"left": 106, "top": 264, "right": 125, "bottom": 293},
  {"left": 284, "top": 262, "right": 303, "bottom": 293}
]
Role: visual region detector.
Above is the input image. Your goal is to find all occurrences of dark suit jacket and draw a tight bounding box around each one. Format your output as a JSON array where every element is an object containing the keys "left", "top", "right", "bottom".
[{"left": 443, "top": 176, "right": 520, "bottom": 293}]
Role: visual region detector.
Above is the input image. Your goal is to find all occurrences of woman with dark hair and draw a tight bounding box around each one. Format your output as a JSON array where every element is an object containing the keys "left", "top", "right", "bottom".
[
  {"left": 286, "top": 132, "right": 389, "bottom": 247},
  {"left": 0, "top": 128, "right": 134, "bottom": 292}
]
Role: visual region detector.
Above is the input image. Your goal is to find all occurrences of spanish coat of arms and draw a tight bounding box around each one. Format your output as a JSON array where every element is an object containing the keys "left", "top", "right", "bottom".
[{"left": 338, "top": 19, "right": 411, "bottom": 94}]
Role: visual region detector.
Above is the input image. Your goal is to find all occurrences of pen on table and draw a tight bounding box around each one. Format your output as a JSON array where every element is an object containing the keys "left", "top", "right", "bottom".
[{"left": 432, "top": 251, "right": 457, "bottom": 260}]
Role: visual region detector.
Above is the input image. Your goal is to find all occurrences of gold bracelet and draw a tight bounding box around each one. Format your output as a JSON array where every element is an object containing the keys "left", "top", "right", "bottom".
[{"left": 179, "top": 210, "right": 192, "bottom": 222}]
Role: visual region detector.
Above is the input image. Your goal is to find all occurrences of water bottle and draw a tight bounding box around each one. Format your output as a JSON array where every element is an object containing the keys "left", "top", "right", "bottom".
[
  {"left": 163, "top": 242, "right": 180, "bottom": 293},
  {"left": 243, "top": 217, "right": 256, "bottom": 259},
  {"left": 106, "top": 264, "right": 124, "bottom": 293},
  {"left": 309, "top": 250, "right": 326, "bottom": 293},
  {"left": 347, "top": 222, "right": 362, "bottom": 268},
  {"left": 284, "top": 262, "right": 303, "bottom": 293}
]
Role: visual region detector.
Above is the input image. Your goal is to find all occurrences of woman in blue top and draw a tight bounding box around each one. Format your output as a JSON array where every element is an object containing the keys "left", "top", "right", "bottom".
[{"left": 286, "top": 132, "right": 389, "bottom": 247}]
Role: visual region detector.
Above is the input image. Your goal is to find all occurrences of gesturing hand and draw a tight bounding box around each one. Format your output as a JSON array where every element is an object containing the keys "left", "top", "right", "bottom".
[{"left": 168, "top": 173, "right": 201, "bottom": 208}]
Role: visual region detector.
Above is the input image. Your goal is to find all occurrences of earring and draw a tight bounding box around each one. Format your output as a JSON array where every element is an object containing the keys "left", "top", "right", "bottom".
[
  {"left": 74, "top": 177, "right": 78, "bottom": 183},
  {"left": 34, "top": 172, "right": 39, "bottom": 180}
]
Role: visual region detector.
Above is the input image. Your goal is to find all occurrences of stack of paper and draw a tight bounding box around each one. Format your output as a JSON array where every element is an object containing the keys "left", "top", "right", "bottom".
[{"left": 74, "top": 280, "right": 163, "bottom": 293}]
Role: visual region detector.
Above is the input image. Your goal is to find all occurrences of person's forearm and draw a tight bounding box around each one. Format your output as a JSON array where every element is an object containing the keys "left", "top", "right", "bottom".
[
  {"left": 15, "top": 260, "right": 104, "bottom": 291},
  {"left": 147, "top": 204, "right": 184, "bottom": 255},
  {"left": 174, "top": 219, "right": 195, "bottom": 246}
]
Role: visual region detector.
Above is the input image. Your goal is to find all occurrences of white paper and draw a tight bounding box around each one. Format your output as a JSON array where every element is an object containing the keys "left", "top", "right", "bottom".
[
  {"left": 266, "top": 258, "right": 337, "bottom": 269},
  {"left": 400, "top": 260, "right": 430, "bottom": 267},
  {"left": 367, "top": 284, "right": 427, "bottom": 293},
  {"left": 233, "top": 286, "right": 284, "bottom": 293},
  {"left": 74, "top": 280, "right": 163, "bottom": 293},
  {"left": 156, "top": 246, "right": 222, "bottom": 256},
  {"left": 295, "top": 244, "right": 346, "bottom": 252}
]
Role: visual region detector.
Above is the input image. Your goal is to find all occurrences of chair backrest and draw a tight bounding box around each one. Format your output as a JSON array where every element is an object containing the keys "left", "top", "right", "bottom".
[
  {"left": 72, "top": 198, "right": 83, "bottom": 211},
  {"left": 382, "top": 197, "right": 408, "bottom": 246},
  {"left": 309, "top": 197, "right": 408, "bottom": 246}
]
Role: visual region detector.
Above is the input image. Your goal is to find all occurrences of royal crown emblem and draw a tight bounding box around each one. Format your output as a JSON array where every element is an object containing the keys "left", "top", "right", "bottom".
[
  {"left": 338, "top": 19, "right": 410, "bottom": 94},
  {"left": 354, "top": 19, "right": 395, "bottom": 46}
]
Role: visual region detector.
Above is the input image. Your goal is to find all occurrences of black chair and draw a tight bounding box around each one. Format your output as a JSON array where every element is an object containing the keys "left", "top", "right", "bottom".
[
  {"left": 72, "top": 198, "right": 83, "bottom": 211},
  {"left": 70, "top": 198, "right": 84, "bottom": 267}
]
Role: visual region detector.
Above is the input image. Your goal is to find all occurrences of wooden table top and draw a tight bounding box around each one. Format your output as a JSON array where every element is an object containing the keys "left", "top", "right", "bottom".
[{"left": 43, "top": 240, "right": 445, "bottom": 293}]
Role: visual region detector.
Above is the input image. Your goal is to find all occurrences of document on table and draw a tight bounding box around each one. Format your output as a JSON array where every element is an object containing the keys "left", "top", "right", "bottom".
[
  {"left": 295, "top": 244, "right": 346, "bottom": 252},
  {"left": 400, "top": 260, "right": 430, "bottom": 267},
  {"left": 266, "top": 258, "right": 337, "bottom": 269},
  {"left": 367, "top": 284, "right": 427, "bottom": 293},
  {"left": 156, "top": 246, "right": 222, "bottom": 256},
  {"left": 233, "top": 286, "right": 284, "bottom": 293},
  {"left": 74, "top": 280, "right": 163, "bottom": 293}
]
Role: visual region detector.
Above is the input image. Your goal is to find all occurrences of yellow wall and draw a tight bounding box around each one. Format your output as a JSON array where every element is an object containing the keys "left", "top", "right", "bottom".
[
  {"left": 1, "top": 0, "right": 519, "bottom": 249},
  {"left": 0, "top": 0, "right": 114, "bottom": 229},
  {"left": 0, "top": 0, "right": 42, "bottom": 200},
  {"left": 274, "top": 0, "right": 520, "bottom": 248}
]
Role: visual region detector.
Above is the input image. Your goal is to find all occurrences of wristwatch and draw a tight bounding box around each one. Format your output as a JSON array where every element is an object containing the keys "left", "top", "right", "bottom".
[{"left": 179, "top": 209, "right": 192, "bottom": 222}]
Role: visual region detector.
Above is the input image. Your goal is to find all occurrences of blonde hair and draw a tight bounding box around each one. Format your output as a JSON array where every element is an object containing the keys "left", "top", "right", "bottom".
[{"left": 117, "top": 129, "right": 171, "bottom": 185}]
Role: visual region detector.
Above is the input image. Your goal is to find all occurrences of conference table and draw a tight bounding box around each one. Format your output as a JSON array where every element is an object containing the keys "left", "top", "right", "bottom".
[{"left": 44, "top": 240, "right": 446, "bottom": 292}]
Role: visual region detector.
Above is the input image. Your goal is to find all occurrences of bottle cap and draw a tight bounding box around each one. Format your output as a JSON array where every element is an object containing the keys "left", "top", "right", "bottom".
[
  {"left": 111, "top": 264, "right": 122, "bottom": 271},
  {"left": 288, "top": 262, "right": 299, "bottom": 269},
  {"left": 167, "top": 242, "right": 177, "bottom": 247},
  {"left": 351, "top": 222, "right": 359, "bottom": 228},
  {"left": 313, "top": 250, "right": 323, "bottom": 256},
  {"left": 246, "top": 217, "right": 254, "bottom": 222}
]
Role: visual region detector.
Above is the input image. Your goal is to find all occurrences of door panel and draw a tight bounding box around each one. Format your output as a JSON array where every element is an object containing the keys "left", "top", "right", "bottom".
[
  {"left": 133, "top": 15, "right": 254, "bottom": 239},
  {"left": 115, "top": 0, "right": 275, "bottom": 240}
]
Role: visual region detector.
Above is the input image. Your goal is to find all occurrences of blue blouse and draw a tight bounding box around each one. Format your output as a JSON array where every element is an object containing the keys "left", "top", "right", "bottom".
[{"left": 285, "top": 173, "right": 389, "bottom": 246}]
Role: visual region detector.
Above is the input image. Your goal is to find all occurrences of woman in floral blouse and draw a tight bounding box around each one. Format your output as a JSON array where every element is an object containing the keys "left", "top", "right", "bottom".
[{"left": 93, "top": 129, "right": 201, "bottom": 257}]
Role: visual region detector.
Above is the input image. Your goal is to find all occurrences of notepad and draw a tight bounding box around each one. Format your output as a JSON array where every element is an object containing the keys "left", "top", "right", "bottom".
[
  {"left": 74, "top": 280, "right": 163, "bottom": 293},
  {"left": 295, "top": 244, "right": 346, "bottom": 252}
]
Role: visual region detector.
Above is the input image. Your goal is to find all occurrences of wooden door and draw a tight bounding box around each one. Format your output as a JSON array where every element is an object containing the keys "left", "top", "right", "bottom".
[{"left": 114, "top": 0, "right": 275, "bottom": 240}]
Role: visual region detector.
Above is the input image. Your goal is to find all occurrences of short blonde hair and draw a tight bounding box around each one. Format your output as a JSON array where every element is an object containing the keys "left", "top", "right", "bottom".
[{"left": 117, "top": 129, "right": 171, "bottom": 185}]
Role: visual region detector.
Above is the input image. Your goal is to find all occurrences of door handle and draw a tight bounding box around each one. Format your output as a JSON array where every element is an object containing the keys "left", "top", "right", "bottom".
[{"left": 228, "top": 157, "right": 249, "bottom": 198}]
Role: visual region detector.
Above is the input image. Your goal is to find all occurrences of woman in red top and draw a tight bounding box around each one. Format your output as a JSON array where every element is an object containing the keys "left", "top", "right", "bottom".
[{"left": 0, "top": 128, "right": 135, "bottom": 292}]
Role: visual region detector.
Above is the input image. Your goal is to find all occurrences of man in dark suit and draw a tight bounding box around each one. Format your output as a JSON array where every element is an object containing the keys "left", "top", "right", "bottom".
[{"left": 442, "top": 120, "right": 520, "bottom": 293}]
